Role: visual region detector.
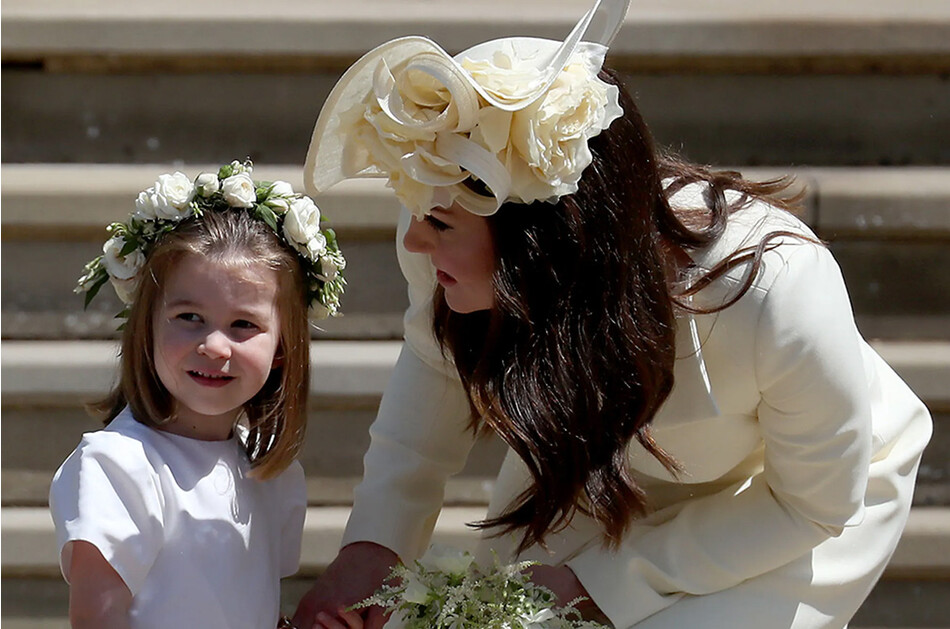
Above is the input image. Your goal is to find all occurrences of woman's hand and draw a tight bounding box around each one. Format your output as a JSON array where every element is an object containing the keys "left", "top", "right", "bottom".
[
  {"left": 293, "top": 542, "right": 399, "bottom": 629},
  {"left": 527, "top": 564, "right": 611, "bottom": 625}
]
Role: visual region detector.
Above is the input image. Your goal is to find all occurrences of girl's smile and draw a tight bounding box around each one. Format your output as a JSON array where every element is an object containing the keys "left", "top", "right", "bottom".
[{"left": 152, "top": 254, "right": 282, "bottom": 440}]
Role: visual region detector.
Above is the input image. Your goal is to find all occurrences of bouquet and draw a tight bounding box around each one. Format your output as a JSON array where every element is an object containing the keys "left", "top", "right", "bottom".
[{"left": 354, "top": 545, "right": 610, "bottom": 629}]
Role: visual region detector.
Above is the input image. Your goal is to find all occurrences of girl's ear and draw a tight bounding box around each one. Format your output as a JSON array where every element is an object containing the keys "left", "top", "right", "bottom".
[{"left": 272, "top": 347, "right": 284, "bottom": 369}]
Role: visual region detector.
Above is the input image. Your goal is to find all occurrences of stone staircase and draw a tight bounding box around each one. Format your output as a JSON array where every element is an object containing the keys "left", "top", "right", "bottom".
[{"left": 2, "top": 1, "right": 949, "bottom": 626}]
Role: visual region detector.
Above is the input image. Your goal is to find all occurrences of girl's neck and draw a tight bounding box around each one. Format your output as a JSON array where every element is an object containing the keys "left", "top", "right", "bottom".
[{"left": 156, "top": 411, "right": 237, "bottom": 441}]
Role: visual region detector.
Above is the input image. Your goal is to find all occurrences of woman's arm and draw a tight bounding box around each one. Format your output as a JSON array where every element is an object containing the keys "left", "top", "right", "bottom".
[
  {"left": 296, "top": 212, "right": 478, "bottom": 628},
  {"left": 67, "top": 541, "right": 132, "bottom": 629}
]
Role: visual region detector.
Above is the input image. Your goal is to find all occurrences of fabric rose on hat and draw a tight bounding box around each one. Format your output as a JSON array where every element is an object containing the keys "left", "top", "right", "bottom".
[
  {"left": 339, "top": 47, "right": 621, "bottom": 218},
  {"left": 508, "top": 57, "right": 622, "bottom": 202}
]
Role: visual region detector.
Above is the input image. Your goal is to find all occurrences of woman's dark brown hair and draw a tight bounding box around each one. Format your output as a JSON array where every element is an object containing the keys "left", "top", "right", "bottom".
[
  {"left": 91, "top": 210, "right": 311, "bottom": 480},
  {"left": 434, "top": 68, "right": 806, "bottom": 554}
]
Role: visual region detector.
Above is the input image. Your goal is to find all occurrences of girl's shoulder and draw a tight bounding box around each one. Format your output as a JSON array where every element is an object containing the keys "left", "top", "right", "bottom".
[{"left": 68, "top": 409, "right": 162, "bottom": 475}]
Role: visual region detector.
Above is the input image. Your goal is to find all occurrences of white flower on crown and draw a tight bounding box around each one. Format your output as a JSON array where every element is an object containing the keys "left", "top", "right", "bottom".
[
  {"left": 320, "top": 256, "right": 340, "bottom": 282},
  {"left": 195, "top": 172, "right": 220, "bottom": 197},
  {"left": 133, "top": 172, "right": 196, "bottom": 222},
  {"left": 101, "top": 235, "right": 145, "bottom": 304},
  {"left": 221, "top": 172, "right": 257, "bottom": 208},
  {"left": 340, "top": 47, "right": 621, "bottom": 218},
  {"left": 283, "top": 196, "right": 327, "bottom": 261},
  {"left": 264, "top": 180, "right": 296, "bottom": 213},
  {"left": 156, "top": 172, "right": 196, "bottom": 210},
  {"left": 76, "top": 161, "right": 347, "bottom": 322}
]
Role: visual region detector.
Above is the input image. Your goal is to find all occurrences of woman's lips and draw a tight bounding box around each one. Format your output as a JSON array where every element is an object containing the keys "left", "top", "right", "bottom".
[
  {"left": 436, "top": 269, "right": 457, "bottom": 286},
  {"left": 188, "top": 370, "right": 235, "bottom": 388}
]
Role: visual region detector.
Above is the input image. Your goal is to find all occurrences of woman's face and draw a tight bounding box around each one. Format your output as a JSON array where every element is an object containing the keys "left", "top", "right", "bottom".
[{"left": 403, "top": 204, "right": 496, "bottom": 313}]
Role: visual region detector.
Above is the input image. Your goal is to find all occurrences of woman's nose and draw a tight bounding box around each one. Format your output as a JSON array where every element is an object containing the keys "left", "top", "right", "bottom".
[
  {"left": 403, "top": 216, "right": 433, "bottom": 254},
  {"left": 197, "top": 330, "right": 232, "bottom": 359}
]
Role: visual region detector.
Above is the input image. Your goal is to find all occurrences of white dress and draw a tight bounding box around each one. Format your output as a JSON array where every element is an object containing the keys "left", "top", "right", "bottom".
[
  {"left": 342, "top": 187, "right": 933, "bottom": 628},
  {"left": 49, "top": 407, "right": 306, "bottom": 629}
]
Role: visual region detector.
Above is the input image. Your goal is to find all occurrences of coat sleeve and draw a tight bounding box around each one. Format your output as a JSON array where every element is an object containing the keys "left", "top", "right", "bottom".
[
  {"left": 341, "top": 208, "right": 476, "bottom": 561},
  {"left": 567, "top": 243, "right": 873, "bottom": 627}
]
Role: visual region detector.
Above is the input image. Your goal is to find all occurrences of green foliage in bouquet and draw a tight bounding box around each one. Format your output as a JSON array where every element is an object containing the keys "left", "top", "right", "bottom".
[{"left": 354, "top": 545, "right": 610, "bottom": 629}]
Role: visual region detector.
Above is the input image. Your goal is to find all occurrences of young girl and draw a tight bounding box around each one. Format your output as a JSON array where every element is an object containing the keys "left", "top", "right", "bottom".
[
  {"left": 293, "top": 0, "right": 933, "bottom": 627},
  {"left": 50, "top": 161, "right": 346, "bottom": 629}
]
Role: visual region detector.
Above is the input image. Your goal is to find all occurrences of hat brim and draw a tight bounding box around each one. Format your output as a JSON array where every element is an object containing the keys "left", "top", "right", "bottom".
[{"left": 304, "top": 0, "right": 629, "bottom": 198}]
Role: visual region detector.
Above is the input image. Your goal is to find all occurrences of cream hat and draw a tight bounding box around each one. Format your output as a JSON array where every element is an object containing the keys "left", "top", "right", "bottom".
[{"left": 305, "top": 0, "right": 630, "bottom": 217}]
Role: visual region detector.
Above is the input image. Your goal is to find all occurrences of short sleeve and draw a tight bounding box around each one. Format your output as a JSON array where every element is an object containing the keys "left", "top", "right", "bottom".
[
  {"left": 49, "top": 431, "right": 164, "bottom": 595},
  {"left": 277, "top": 460, "right": 307, "bottom": 577}
]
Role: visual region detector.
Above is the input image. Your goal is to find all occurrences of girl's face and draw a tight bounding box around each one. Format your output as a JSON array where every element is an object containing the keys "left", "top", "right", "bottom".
[
  {"left": 152, "top": 254, "right": 282, "bottom": 440},
  {"left": 403, "top": 204, "right": 496, "bottom": 313}
]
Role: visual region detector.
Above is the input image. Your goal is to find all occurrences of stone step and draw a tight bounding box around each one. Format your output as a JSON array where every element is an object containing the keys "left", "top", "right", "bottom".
[
  {"left": 3, "top": 165, "right": 949, "bottom": 340},
  {"left": 4, "top": 3, "right": 949, "bottom": 168},
  {"left": 3, "top": 506, "right": 950, "bottom": 627},
  {"left": 5, "top": 164, "right": 950, "bottom": 239},
  {"left": 3, "top": 71, "right": 948, "bottom": 167},
  {"left": 3, "top": 339, "right": 947, "bottom": 410},
  {"left": 5, "top": 505, "right": 950, "bottom": 579},
  {"left": 2, "top": 340, "right": 948, "bottom": 508},
  {"left": 3, "top": 0, "right": 947, "bottom": 69}
]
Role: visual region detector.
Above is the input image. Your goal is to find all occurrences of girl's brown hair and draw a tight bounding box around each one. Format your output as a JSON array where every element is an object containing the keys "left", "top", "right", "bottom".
[
  {"left": 434, "top": 68, "right": 807, "bottom": 554},
  {"left": 92, "top": 210, "right": 310, "bottom": 479}
]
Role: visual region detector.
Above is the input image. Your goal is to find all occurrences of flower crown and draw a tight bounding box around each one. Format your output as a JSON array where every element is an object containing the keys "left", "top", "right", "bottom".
[
  {"left": 76, "top": 160, "right": 346, "bottom": 320},
  {"left": 334, "top": 45, "right": 622, "bottom": 219}
]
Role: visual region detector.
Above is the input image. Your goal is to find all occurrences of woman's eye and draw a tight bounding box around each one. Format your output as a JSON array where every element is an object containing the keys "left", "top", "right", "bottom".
[{"left": 424, "top": 215, "right": 450, "bottom": 232}]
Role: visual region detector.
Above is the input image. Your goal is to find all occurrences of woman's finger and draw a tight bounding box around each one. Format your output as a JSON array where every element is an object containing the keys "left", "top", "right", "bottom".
[
  {"left": 314, "top": 611, "right": 350, "bottom": 629},
  {"left": 338, "top": 608, "right": 364, "bottom": 629}
]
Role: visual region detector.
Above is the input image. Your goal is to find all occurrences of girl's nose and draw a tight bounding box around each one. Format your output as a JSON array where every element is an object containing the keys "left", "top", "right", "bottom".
[
  {"left": 197, "top": 330, "right": 232, "bottom": 359},
  {"left": 403, "top": 216, "right": 433, "bottom": 254}
]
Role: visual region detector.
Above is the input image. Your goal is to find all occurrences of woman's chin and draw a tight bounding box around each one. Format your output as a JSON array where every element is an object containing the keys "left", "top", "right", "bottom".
[{"left": 445, "top": 295, "right": 492, "bottom": 315}]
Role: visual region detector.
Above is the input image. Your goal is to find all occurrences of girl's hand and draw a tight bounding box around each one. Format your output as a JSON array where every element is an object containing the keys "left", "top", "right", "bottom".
[
  {"left": 292, "top": 542, "right": 399, "bottom": 629},
  {"left": 527, "top": 564, "right": 611, "bottom": 624}
]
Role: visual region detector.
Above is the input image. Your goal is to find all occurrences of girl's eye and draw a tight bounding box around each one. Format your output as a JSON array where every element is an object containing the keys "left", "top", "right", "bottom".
[
  {"left": 424, "top": 215, "right": 450, "bottom": 232},
  {"left": 176, "top": 313, "right": 202, "bottom": 323},
  {"left": 232, "top": 320, "right": 259, "bottom": 330}
]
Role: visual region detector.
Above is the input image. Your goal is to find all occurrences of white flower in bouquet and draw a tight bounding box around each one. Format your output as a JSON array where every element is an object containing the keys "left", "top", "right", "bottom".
[{"left": 354, "top": 545, "right": 610, "bottom": 629}]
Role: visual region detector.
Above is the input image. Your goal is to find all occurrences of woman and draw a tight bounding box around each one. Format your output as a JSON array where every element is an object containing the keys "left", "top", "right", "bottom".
[{"left": 294, "top": 1, "right": 932, "bottom": 626}]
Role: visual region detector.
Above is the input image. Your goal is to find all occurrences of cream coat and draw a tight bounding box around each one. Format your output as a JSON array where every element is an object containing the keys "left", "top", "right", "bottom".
[{"left": 342, "top": 185, "right": 932, "bottom": 628}]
